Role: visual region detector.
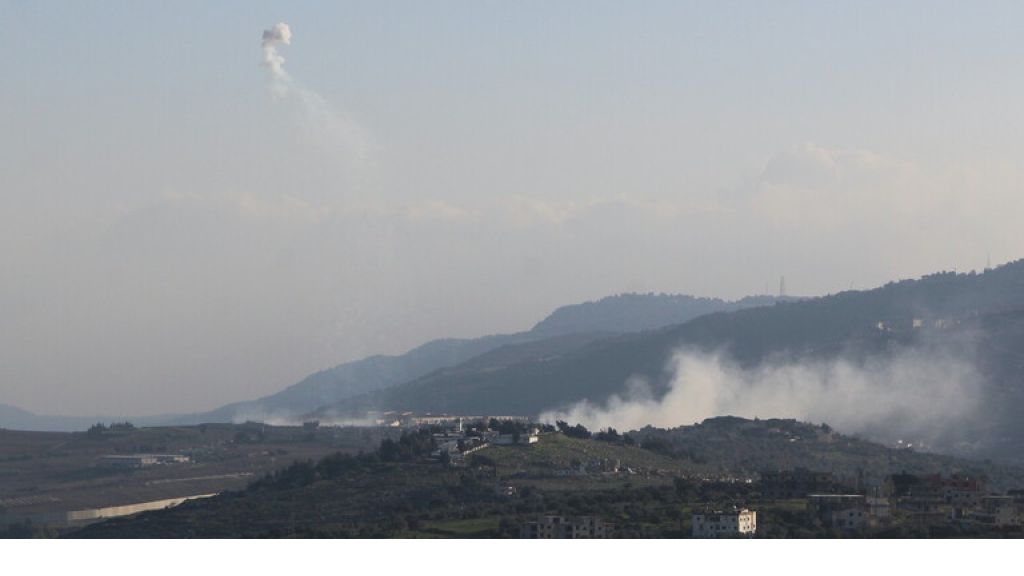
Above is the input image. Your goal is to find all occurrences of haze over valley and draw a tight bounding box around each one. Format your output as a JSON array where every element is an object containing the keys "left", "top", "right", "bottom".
[{"left": 5, "top": 4, "right": 1024, "bottom": 544}]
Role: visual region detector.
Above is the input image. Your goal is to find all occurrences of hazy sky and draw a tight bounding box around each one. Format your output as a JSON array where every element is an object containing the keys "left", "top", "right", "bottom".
[{"left": 4, "top": 1, "right": 1024, "bottom": 416}]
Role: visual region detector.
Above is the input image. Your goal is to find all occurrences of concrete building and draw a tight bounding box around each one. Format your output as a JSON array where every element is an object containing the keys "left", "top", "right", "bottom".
[
  {"left": 830, "top": 505, "right": 870, "bottom": 530},
  {"left": 520, "top": 515, "right": 616, "bottom": 539},
  {"left": 692, "top": 507, "right": 757, "bottom": 538},
  {"left": 917, "top": 473, "right": 987, "bottom": 504},
  {"left": 970, "top": 496, "right": 1020, "bottom": 527},
  {"left": 521, "top": 515, "right": 560, "bottom": 539},
  {"left": 808, "top": 494, "right": 880, "bottom": 530},
  {"left": 886, "top": 473, "right": 984, "bottom": 507},
  {"left": 867, "top": 496, "right": 892, "bottom": 519},
  {"left": 806, "top": 494, "right": 889, "bottom": 529},
  {"left": 97, "top": 455, "right": 158, "bottom": 468}
]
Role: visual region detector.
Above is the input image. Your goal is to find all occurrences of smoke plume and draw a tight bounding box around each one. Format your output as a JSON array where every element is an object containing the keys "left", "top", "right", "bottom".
[
  {"left": 542, "top": 345, "right": 984, "bottom": 449},
  {"left": 261, "top": 22, "right": 292, "bottom": 100},
  {"left": 258, "top": 22, "right": 368, "bottom": 163}
]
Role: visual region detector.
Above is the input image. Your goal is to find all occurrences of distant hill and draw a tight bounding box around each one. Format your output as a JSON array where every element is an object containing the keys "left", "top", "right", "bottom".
[
  {"left": 0, "top": 402, "right": 42, "bottom": 427},
  {"left": 161, "top": 332, "right": 540, "bottom": 426},
  {"left": 530, "top": 294, "right": 793, "bottom": 336},
  {"left": 0, "top": 403, "right": 177, "bottom": 433},
  {"left": 5, "top": 293, "right": 781, "bottom": 431},
  {"left": 323, "top": 261, "right": 1024, "bottom": 463},
  {"left": 155, "top": 293, "right": 790, "bottom": 427}
]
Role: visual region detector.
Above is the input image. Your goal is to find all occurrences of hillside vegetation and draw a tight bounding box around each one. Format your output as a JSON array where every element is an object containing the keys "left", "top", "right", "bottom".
[{"left": 62, "top": 417, "right": 1024, "bottom": 539}]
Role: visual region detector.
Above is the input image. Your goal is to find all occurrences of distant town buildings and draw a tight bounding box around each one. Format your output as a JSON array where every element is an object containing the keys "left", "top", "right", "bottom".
[
  {"left": 428, "top": 418, "right": 540, "bottom": 466},
  {"left": 520, "top": 515, "right": 616, "bottom": 539},
  {"left": 692, "top": 507, "right": 757, "bottom": 538},
  {"left": 96, "top": 454, "right": 190, "bottom": 468},
  {"left": 929, "top": 474, "right": 985, "bottom": 507},
  {"left": 886, "top": 473, "right": 985, "bottom": 509},
  {"left": 365, "top": 412, "right": 532, "bottom": 429}
]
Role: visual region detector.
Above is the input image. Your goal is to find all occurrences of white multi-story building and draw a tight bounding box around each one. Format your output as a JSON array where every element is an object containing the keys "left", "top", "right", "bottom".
[{"left": 692, "top": 508, "right": 757, "bottom": 538}]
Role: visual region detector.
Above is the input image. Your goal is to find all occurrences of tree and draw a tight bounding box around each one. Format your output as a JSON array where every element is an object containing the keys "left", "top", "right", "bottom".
[
  {"left": 557, "top": 420, "right": 591, "bottom": 439},
  {"left": 673, "top": 477, "right": 698, "bottom": 501},
  {"left": 86, "top": 423, "right": 107, "bottom": 438},
  {"left": 472, "top": 454, "right": 495, "bottom": 468},
  {"left": 379, "top": 438, "right": 401, "bottom": 462},
  {"left": 595, "top": 427, "right": 621, "bottom": 443},
  {"left": 377, "top": 430, "right": 435, "bottom": 462}
]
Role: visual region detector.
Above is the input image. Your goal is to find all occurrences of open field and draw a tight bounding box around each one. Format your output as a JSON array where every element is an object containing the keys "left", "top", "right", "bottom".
[{"left": 0, "top": 423, "right": 391, "bottom": 529}]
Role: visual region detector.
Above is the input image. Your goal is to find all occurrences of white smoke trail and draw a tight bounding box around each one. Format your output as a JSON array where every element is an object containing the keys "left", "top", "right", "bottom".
[
  {"left": 261, "top": 22, "right": 292, "bottom": 101},
  {"left": 259, "top": 22, "right": 369, "bottom": 164}
]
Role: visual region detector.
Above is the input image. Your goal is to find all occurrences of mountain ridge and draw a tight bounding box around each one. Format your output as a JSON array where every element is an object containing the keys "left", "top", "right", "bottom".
[
  {"left": 155, "top": 292, "right": 794, "bottom": 427},
  {"left": 2, "top": 293, "right": 790, "bottom": 431}
]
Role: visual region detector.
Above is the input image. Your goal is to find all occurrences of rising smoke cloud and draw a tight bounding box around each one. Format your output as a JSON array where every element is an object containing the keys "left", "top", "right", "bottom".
[
  {"left": 541, "top": 345, "right": 984, "bottom": 448},
  {"left": 261, "top": 22, "right": 292, "bottom": 100}
]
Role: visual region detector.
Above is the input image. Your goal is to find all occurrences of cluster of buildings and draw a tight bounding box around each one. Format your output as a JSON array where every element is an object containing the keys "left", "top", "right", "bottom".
[
  {"left": 95, "top": 454, "right": 190, "bottom": 468},
  {"left": 426, "top": 418, "right": 540, "bottom": 465},
  {"left": 885, "top": 473, "right": 1021, "bottom": 529},
  {"left": 806, "top": 494, "right": 892, "bottom": 530},
  {"left": 516, "top": 507, "right": 757, "bottom": 539},
  {"left": 473, "top": 469, "right": 1021, "bottom": 538},
  {"left": 689, "top": 469, "right": 1022, "bottom": 537},
  {"left": 365, "top": 412, "right": 531, "bottom": 429},
  {"left": 762, "top": 469, "right": 1022, "bottom": 533}
]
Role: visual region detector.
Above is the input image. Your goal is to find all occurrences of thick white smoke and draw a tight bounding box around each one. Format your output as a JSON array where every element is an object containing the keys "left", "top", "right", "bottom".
[
  {"left": 542, "top": 346, "right": 983, "bottom": 448},
  {"left": 261, "top": 22, "right": 292, "bottom": 100}
]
